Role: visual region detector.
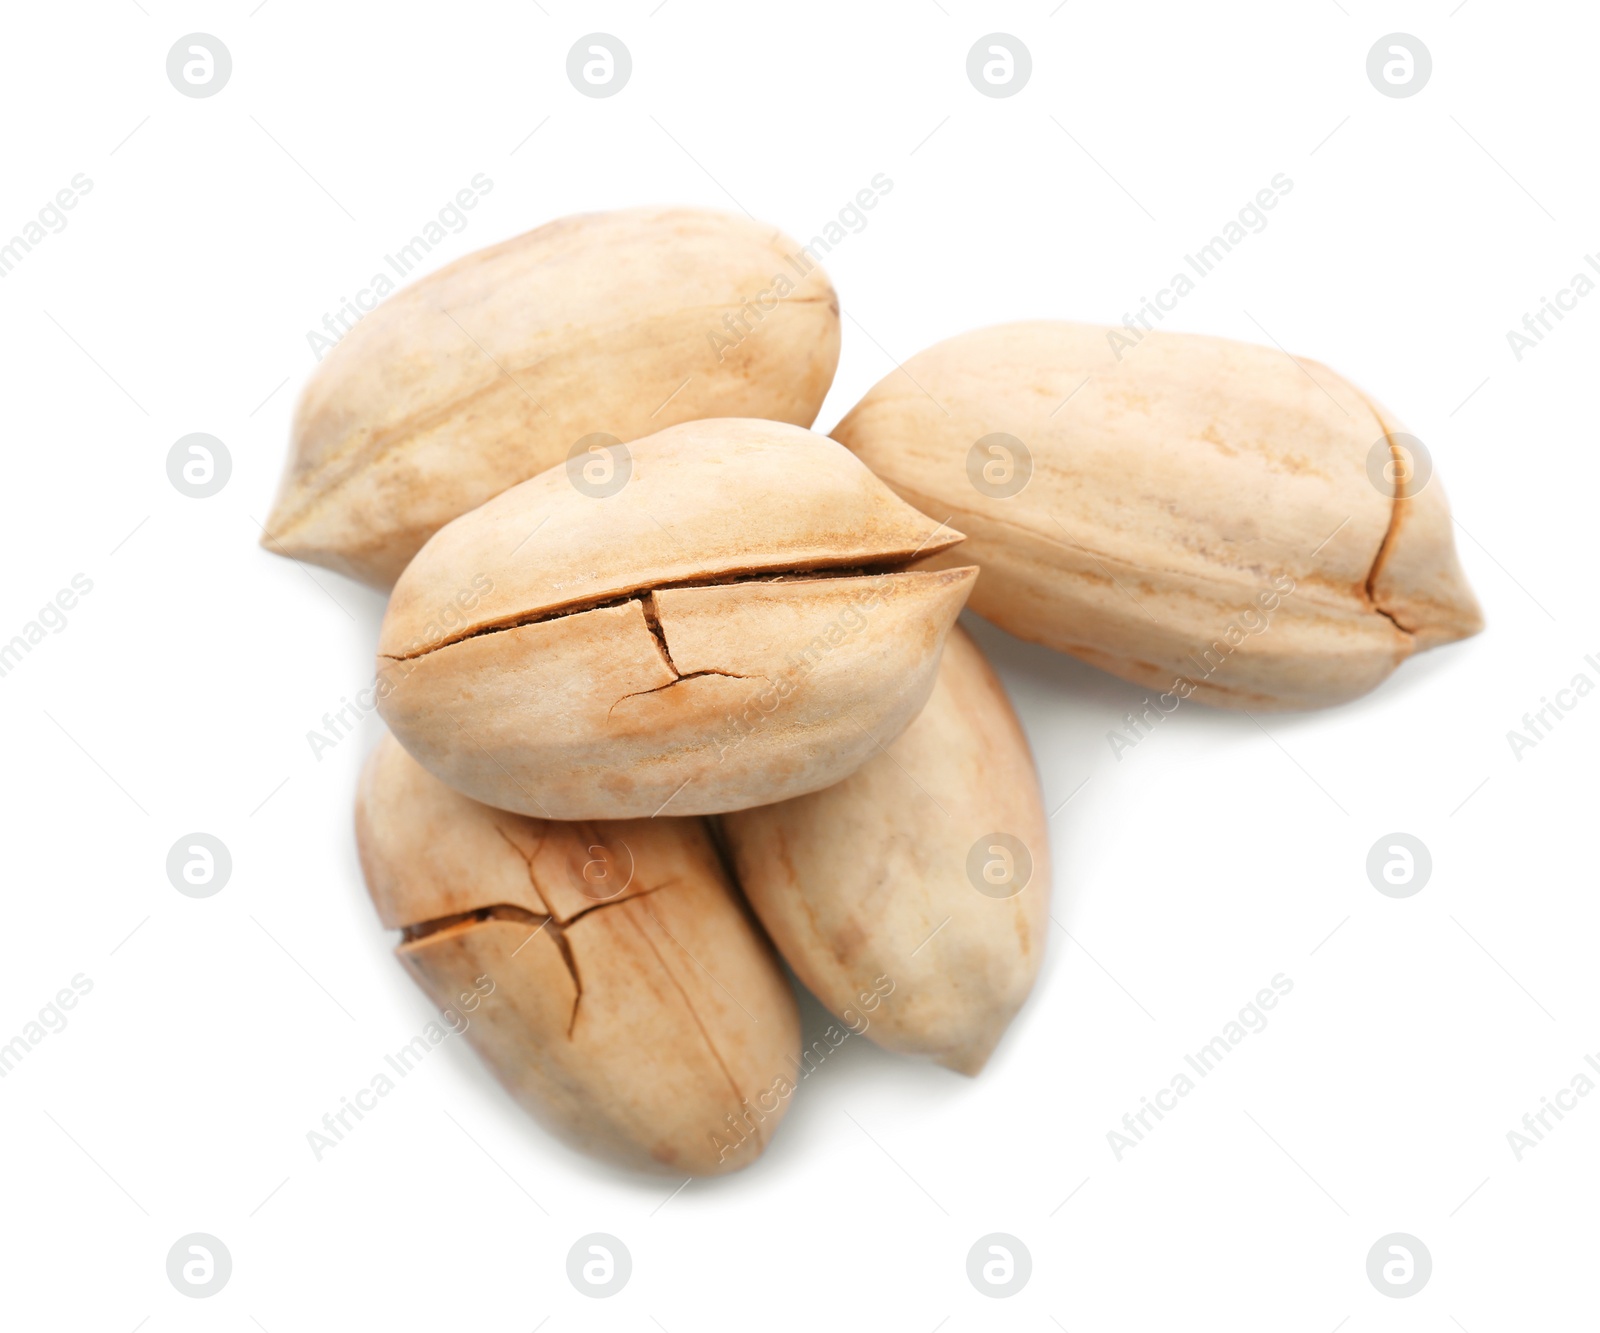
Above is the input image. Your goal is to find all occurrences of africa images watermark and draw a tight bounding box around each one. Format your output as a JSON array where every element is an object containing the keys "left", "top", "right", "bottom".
[
  {"left": 305, "top": 172, "right": 496, "bottom": 361},
  {"left": 1504, "top": 651, "right": 1599, "bottom": 761},
  {"left": 710, "top": 974, "right": 896, "bottom": 1164},
  {"left": 1107, "top": 172, "right": 1294, "bottom": 361},
  {"left": 0, "top": 974, "right": 95, "bottom": 1079},
  {"left": 1105, "top": 573, "right": 1297, "bottom": 759},
  {"left": 0, "top": 173, "right": 94, "bottom": 280},
  {"left": 0, "top": 573, "right": 94, "bottom": 681},
  {"left": 1106, "top": 973, "right": 1294, "bottom": 1161},
  {"left": 306, "top": 976, "right": 494, "bottom": 1161},
  {"left": 1505, "top": 1048, "right": 1600, "bottom": 1162},
  {"left": 1504, "top": 253, "right": 1600, "bottom": 361},
  {"left": 708, "top": 173, "right": 893, "bottom": 363},
  {"left": 310, "top": 574, "right": 493, "bottom": 760},
  {"left": 712, "top": 574, "right": 895, "bottom": 763}
]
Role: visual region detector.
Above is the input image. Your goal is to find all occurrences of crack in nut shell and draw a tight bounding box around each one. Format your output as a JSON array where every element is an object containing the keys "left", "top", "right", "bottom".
[
  {"left": 376, "top": 419, "right": 977, "bottom": 818},
  {"left": 832, "top": 321, "right": 1483, "bottom": 711},
  {"left": 356, "top": 733, "right": 801, "bottom": 1175}
]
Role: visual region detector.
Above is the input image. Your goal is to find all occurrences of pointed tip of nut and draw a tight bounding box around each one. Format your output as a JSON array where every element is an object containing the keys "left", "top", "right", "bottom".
[
  {"left": 1370, "top": 476, "right": 1486, "bottom": 654},
  {"left": 257, "top": 513, "right": 302, "bottom": 562},
  {"left": 257, "top": 520, "right": 288, "bottom": 558},
  {"left": 1405, "top": 586, "right": 1485, "bottom": 652},
  {"left": 936, "top": 1044, "right": 994, "bottom": 1077},
  {"left": 259, "top": 508, "right": 398, "bottom": 589},
  {"left": 258, "top": 493, "right": 308, "bottom": 560}
]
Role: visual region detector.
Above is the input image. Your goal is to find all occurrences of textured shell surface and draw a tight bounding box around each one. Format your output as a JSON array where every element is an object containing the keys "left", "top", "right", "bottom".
[
  {"left": 721, "top": 625, "right": 1050, "bottom": 1075},
  {"left": 376, "top": 418, "right": 976, "bottom": 818},
  {"left": 832, "top": 321, "right": 1483, "bottom": 710},
  {"left": 356, "top": 733, "right": 801, "bottom": 1176},
  {"left": 264, "top": 207, "right": 841, "bottom": 587}
]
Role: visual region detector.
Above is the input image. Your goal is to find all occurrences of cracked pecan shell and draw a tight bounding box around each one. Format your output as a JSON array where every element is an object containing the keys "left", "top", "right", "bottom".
[
  {"left": 262, "top": 207, "right": 841, "bottom": 588},
  {"left": 375, "top": 417, "right": 977, "bottom": 819},
  {"left": 832, "top": 322, "right": 1484, "bottom": 710},
  {"left": 356, "top": 732, "right": 801, "bottom": 1175}
]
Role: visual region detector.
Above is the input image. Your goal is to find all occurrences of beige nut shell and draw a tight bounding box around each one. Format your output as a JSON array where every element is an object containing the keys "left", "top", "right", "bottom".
[
  {"left": 721, "top": 625, "right": 1050, "bottom": 1076},
  {"left": 356, "top": 732, "right": 801, "bottom": 1176},
  {"left": 376, "top": 418, "right": 977, "bottom": 819},
  {"left": 832, "top": 322, "right": 1483, "bottom": 710},
  {"left": 264, "top": 207, "right": 841, "bottom": 587}
]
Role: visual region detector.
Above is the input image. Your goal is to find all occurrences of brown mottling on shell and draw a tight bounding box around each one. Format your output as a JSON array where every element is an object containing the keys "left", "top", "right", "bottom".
[
  {"left": 829, "top": 915, "right": 869, "bottom": 968},
  {"left": 1105, "top": 388, "right": 1155, "bottom": 415}
]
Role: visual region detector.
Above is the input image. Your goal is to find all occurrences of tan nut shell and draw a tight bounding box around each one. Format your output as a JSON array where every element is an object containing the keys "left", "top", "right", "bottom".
[
  {"left": 720, "top": 626, "right": 1050, "bottom": 1076},
  {"left": 832, "top": 322, "right": 1484, "bottom": 710},
  {"left": 264, "top": 207, "right": 841, "bottom": 587},
  {"left": 376, "top": 418, "right": 977, "bottom": 819},
  {"left": 356, "top": 733, "right": 801, "bottom": 1176}
]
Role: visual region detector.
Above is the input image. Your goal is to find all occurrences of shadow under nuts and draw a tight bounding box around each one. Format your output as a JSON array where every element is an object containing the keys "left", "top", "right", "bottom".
[
  {"left": 721, "top": 625, "right": 1050, "bottom": 1076},
  {"left": 833, "top": 322, "right": 1484, "bottom": 710},
  {"left": 356, "top": 733, "right": 801, "bottom": 1175},
  {"left": 263, "top": 206, "right": 842, "bottom": 588},
  {"left": 376, "top": 418, "right": 977, "bottom": 819}
]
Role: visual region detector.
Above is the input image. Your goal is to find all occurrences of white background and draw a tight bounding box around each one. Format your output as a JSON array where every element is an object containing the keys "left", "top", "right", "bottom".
[{"left": 1, "top": 1, "right": 1593, "bottom": 1328}]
